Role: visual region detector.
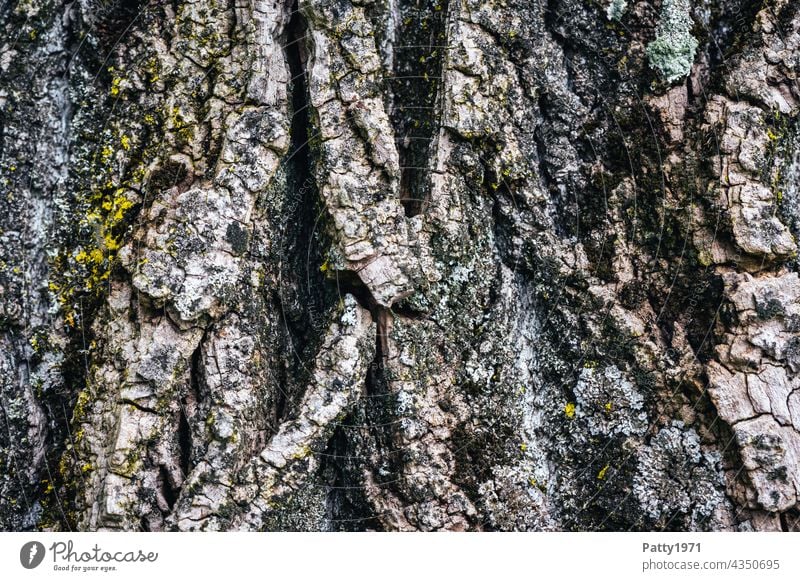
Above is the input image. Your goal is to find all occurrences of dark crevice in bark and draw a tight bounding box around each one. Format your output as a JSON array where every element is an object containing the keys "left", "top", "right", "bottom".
[
  {"left": 780, "top": 511, "right": 789, "bottom": 532},
  {"left": 389, "top": 0, "right": 449, "bottom": 217},
  {"left": 371, "top": 309, "right": 389, "bottom": 391},
  {"left": 389, "top": 302, "right": 426, "bottom": 320},
  {"left": 120, "top": 398, "right": 158, "bottom": 414},
  {"left": 320, "top": 277, "right": 388, "bottom": 530},
  {"left": 331, "top": 270, "right": 379, "bottom": 314},
  {"left": 84, "top": 0, "right": 144, "bottom": 61},
  {"left": 322, "top": 422, "right": 383, "bottom": 531},
  {"left": 182, "top": 341, "right": 203, "bottom": 477},
  {"left": 177, "top": 406, "right": 192, "bottom": 479},
  {"left": 286, "top": 3, "right": 311, "bottom": 180},
  {"left": 147, "top": 157, "right": 190, "bottom": 194},
  {"left": 362, "top": 309, "right": 405, "bottom": 509},
  {"left": 188, "top": 340, "right": 204, "bottom": 398},
  {"left": 489, "top": 186, "right": 523, "bottom": 273},
  {"left": 277, "top": 1, "right": 337, "bottom": 423},
  {"left": 326, "top": 265, "right": 392, "bottom": 399},
  {"left": 159, "top": 465, "right": 178, "bottom": 513},
  {"left": 282, "top": 0, "right": 313, "bottom": 336},
  {"left": 532, "top": 98, "right": 568, "bottom": 238},
  {"left": 543, "top": 0, "right": 578, "bottom": 93},
  {"left": 780, "top": 509, "right": 800, "bottom": 532},
  {"left": 327, "top": 269, "right": 399, "bottom": 512},
  {"left": 705, "top": 0, "right": 766, "bottom": 69},
  {"left": 273, "top": 295, "right": 290, "bottom": 423}
]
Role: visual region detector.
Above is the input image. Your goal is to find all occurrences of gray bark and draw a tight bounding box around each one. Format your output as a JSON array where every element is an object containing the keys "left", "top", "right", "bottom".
[{"left": 1, "top": 0, "right": 800, "bottom": 531}]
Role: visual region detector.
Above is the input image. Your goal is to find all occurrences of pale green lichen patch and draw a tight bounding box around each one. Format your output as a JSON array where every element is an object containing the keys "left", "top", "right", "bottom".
[
  {"left": 606, "top": 0, "right": 627, "bottom": 21},
  {"left": 646, "top": 0, "right": 698, "bottom": 83}
]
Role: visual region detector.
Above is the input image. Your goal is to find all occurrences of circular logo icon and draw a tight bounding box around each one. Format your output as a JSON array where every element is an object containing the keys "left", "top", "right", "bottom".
[{"left": 20, "top": 541, "right": 46, "bottom": 569}]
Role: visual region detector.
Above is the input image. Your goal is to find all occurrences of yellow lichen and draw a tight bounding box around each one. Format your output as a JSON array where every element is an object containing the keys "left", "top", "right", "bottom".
[
  {"left": 565, "top": 402, "right": 576, "bottom": 419},
  {"left": 697, "top": 250, "right": 713, "bottom": 267},
  {"left": 597, "top": 464, "right": 610, "bottom": 480},
  {"left": 292, "top": 445, "right": 312, "bottom": 460},
  {"left": 58, "top": 456, "right": 70, "bottom": 479},
  {"left": 110, "top": 76, "right": 123, "bottom": 97},
  {"left": 73, "top": 390, "right": 92, "bottom": 421}
]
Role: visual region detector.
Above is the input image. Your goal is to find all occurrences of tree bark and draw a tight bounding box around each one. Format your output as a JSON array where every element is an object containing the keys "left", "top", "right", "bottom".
[{"left": 1, "top": 0, "right": 799, "bottom": 531}]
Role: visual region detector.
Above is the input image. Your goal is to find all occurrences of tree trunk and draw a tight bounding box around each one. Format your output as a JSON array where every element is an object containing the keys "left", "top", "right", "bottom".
[{"left": 1, "top": 0, "right": 799, "bottom": 531}]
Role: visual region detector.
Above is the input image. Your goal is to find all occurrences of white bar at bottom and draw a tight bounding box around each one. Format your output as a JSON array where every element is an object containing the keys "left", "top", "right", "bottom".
[{"left": 1, "top": 532, "right": 797, "bottom": 580}]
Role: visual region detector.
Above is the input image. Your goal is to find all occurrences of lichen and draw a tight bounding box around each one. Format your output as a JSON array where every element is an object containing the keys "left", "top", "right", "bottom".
[
  {"left": 606, "top": 0, "right": 627, "bottom": 21},
  {"left": 646, "top": 0, "right": 698, "bottom": 83}
]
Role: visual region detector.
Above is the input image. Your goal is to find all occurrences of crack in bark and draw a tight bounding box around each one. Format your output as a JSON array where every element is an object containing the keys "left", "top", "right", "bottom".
[{"left": 389, "top": 0, "right": 450, "bottom": 217}]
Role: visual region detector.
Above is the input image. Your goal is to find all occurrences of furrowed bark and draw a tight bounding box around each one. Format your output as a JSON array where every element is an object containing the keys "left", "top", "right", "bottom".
[{"left": 1, "top": 0, "right": 800, "bottom": 531}]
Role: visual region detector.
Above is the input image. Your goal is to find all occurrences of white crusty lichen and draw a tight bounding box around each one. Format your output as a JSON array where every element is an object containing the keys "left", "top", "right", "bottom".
[
  {"left": 646, "top": 0, "right": 698, "bottom": 83},
  {"left": 606, "top": 0, "right": 627, "bottom": 21},
  {"left": 340, "top": 293, "right": 360, "bottom": 327}
]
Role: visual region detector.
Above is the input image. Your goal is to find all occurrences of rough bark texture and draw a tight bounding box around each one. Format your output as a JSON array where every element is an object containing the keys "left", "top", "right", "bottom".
[{"left": 1, "top": 0, "right": 800, "bottom": 531}]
